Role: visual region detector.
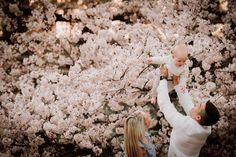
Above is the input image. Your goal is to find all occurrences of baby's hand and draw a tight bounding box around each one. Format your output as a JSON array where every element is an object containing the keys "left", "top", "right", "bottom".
[
  {"left": 151, "top": 96, "right": 157, "bottom": 104},
  {"left": 146, "top": 57, "right": 153, "bottom": 64}
]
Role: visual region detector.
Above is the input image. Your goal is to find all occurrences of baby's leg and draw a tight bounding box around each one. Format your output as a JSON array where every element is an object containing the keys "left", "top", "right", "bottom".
[{"left": 150, "top": 69, "right": 160, "bottom": 104}]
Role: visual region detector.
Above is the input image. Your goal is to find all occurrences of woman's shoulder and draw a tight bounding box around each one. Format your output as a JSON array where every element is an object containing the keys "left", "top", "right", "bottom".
[{"left": 139, "top": 132, "right": 155, "bottom": 149}]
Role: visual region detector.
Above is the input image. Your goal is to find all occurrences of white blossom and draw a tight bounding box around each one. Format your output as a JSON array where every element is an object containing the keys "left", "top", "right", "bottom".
[{"left": 205, "top": 82, "right": 216, "bottom": 92}]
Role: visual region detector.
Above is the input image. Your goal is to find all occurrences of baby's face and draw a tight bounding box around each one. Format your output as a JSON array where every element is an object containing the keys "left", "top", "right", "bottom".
[{"left": 173, "top": 51, "right": 188, "bottom": 67}]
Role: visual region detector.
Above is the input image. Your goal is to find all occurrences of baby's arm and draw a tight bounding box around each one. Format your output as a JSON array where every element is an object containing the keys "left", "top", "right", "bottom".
[
  {"left": 150, "top": 77, "right": 158, "bottom": 104},
  {"left": 147, "top": 56, "right": 168, "bottom": 65}
]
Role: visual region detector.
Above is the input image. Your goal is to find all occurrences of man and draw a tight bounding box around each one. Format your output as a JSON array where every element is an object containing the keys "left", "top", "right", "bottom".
[{"left": 157, "top": 65, "right": 220, "bottom": 157}]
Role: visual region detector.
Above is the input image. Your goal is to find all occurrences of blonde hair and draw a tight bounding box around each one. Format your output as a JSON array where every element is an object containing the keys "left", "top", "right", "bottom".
[{"left": 124, "top": 111, "right": 147, "bottom": 157}]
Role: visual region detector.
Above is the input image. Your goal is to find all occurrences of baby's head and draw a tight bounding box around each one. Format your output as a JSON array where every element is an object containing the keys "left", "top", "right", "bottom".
[{"left": 172, "top": 44, "right": 188, "bottom": 67}]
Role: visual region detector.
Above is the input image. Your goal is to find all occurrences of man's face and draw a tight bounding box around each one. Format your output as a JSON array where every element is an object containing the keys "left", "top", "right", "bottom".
[{"left": 190, "top": 104, "right": 206, "bottom": 121}]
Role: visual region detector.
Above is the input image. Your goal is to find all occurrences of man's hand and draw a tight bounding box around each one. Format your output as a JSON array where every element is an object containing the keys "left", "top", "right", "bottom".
[
  {"left": 172, "top": 75, "right": 179, "bottom": 86},
  {"left": 159, "top": 64, "right": 168, "bottom": 78},
  {"left": 151, "top": 96, "right": 157, "bottom": 104},
  {"left": 179, "top": 86, "right": 187, "bottom": 94}
]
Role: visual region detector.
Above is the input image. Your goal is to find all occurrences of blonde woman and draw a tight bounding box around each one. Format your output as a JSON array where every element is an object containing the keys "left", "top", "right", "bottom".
[{"left": 124, "top": 111, "right": 156, "bottom": 157}]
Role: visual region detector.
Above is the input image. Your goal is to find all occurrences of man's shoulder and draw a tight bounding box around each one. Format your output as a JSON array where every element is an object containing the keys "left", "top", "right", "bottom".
[{"left": 182, "top": 118, "right": 212, "bottom": 135}]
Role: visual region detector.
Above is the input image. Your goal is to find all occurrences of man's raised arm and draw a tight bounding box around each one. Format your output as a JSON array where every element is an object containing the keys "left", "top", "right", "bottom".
[
  {"left": 157, "top": 79, "right": 187, "bottom": 129},
  {"left": 174, "top": 85, "right": 194, "bottom": 115}
]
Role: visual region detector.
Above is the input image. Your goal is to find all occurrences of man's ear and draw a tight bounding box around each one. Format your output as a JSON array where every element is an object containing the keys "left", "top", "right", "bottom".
[{"left": 195, "top": 115, "right": 202, "bottom": 122}]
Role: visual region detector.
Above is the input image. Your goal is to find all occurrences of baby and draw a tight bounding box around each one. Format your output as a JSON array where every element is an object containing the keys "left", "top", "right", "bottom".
[{"left": 147, "top": 44, "right": 189, "bottom": 104}]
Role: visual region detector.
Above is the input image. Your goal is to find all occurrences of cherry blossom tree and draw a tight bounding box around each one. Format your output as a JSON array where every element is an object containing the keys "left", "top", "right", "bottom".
[{"left": 0, "top": 0, "right": 235, "bottom": 156}]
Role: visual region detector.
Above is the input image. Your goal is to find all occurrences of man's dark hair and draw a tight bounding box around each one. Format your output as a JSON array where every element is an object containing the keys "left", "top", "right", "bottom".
[{"left": 200, "top": 101, "right": 220, "bottom": 126}]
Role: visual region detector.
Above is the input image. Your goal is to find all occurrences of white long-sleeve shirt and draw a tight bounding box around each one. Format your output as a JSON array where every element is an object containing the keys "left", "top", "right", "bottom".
[
  {"left": 150, "top": 55, "right": 189, "bottom": 96},
  {"left": 157, "top": 80, "right": 211, "bottom": 157}
]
